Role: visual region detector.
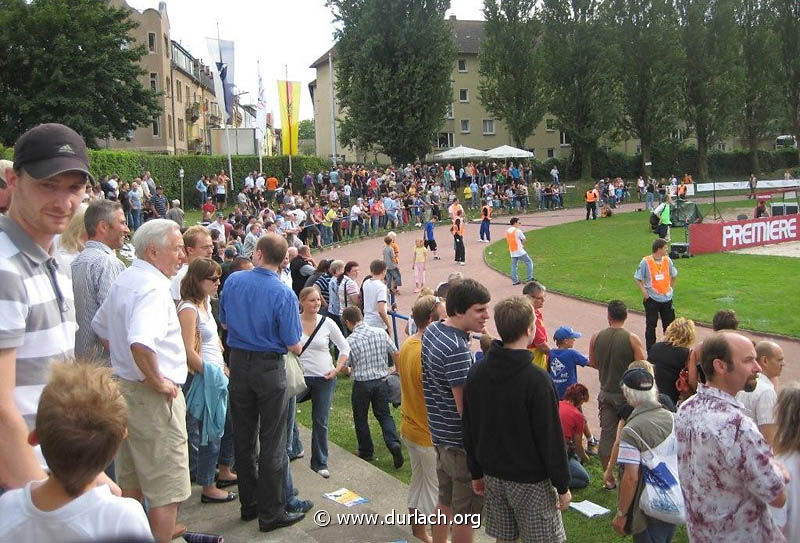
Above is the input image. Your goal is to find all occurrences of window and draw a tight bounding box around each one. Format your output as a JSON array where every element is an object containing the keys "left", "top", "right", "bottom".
[
  {"left": 178, "top": 119, "right": 185, "bottom": 141},
  {"left": 176, "top": 83, "right": 182, "bottom": 102},
  {"left": 546, "top": 118, "right": 556, "bottom": 131},
  {"left": 164, "top": 35, "right": 169, "bottom": 58},
  {"left": 460, "top": 119, "right": 470, "bottom": 133},
  {"left": 186, "top": 85, "right": 190, "bottom": 103},
  {"left": 149, "top": 72, "right": 157, "bottom": 91},
  {"left": 560, "top": 131, "right": 572, "bottom": 146},
  {"left": 457, "top": 59, "right": 467, "bottom": 72},
  {"left": 446, "top": 103, "right": 454, "bottom": 119},
  {"left": 167, "top": 114, "right": 173, "bottom": 140},
  {"left": 671, "top": 129, "right": 685, "bottom": 142},
  {"left": 152, "top": 117, "right": 160, "bottom": 137},
  {"left": 148, "top": 32, "right": 156, "bottom": 53},
  {"left": 459, "top": 89, "right": 469, "bottom": 102},
  {"left": 436, "top": 132, "right": 454, "bottom": 148},
  {"left": 547, "top": 148, "right": 554, "bottom": 158},
  {"left": 166, "top": 77, "right": 171, "bottom": 97},
  {"left": 482, "top": 119, "right": 495, "bottom": 135}
]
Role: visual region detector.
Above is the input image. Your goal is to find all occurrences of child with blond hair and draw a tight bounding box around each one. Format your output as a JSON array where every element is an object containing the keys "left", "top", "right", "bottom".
[
  {"left": 0, "top": 363, "right": 152, "bottom": 542},
  {"left": 412, "top": 238, "right": 428, "bottom": 293}
]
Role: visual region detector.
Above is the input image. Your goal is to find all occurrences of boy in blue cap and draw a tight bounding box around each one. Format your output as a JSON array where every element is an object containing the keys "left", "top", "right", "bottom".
[{"left": 549, "top": 326, "right": 589, "bottom": 400}]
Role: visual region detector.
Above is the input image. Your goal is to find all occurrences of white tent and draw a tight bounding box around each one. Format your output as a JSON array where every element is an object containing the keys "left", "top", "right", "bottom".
[
  {"left": 486, "top": 144, "right": 534, "bottom": 159},
  {"left": 433, "top": 145, "right": 488, "bottom": 160}
]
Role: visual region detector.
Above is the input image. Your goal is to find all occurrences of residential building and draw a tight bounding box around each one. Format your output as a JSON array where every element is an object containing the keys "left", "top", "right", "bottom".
[{"left": 106, "top": 0, "right": 220, "bottom": 155}]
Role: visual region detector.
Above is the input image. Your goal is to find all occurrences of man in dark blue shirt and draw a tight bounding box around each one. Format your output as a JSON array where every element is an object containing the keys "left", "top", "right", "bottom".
[{"left": 220, "top": 233, "right": 306, "bottom": 533}]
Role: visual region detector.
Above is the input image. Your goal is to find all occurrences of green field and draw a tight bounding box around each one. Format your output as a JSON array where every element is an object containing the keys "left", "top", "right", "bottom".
[
  {"left": 295, "top": 375, "right": 688, "bottom": 542},
  {"left": 484, "top": 201, "right": 799, "bottom": 337}
]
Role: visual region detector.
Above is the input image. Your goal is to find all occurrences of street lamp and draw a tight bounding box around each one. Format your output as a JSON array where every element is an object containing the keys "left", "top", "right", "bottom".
[{"left": 179, "top": 167, "right": 185, "bottom": 208}]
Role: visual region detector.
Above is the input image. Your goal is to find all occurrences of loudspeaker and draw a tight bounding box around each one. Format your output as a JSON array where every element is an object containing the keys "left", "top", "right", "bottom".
[{"left": 670, "top": 243, "right": 691, "bottom": 259}]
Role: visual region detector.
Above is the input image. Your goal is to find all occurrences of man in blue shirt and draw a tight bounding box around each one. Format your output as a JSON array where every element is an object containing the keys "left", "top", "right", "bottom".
[{"left": 220, "top": 233, "right": 307, "bottom": 533}]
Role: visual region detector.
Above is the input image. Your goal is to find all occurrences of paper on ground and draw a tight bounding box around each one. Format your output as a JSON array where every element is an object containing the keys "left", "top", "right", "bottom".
[{"left": 569, "top": 500, "right": 611, "bottom": 517}]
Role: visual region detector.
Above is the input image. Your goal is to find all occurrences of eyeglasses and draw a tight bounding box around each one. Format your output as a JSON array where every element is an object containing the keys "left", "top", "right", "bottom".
[{"left": 206, "top": 276, "right": 221, "bottom": 283}]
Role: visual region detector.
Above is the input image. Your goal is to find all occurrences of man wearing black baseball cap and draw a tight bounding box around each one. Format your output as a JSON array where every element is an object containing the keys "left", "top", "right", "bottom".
[{"left": 0, "top": 124, "right": 108, "bottom": 493}]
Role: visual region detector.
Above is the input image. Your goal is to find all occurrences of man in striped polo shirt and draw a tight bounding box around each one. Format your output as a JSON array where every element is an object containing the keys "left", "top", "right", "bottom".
[
  {"left": 422, "top": 279, "right": 491, "bottom": 543},
  {"left": 0, "top": 124, "right": 98, "bottom": 490}
]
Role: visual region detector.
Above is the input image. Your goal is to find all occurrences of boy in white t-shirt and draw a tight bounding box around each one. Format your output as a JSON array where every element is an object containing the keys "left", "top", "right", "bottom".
[{"left": 0, "top": 363, "right": 153, "bottom": 543}]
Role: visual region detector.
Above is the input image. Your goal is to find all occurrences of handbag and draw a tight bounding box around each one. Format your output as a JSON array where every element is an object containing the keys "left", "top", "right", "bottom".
[
  {"left": 285, "top": 315, "right": 328, "bottom": 397},
  {"left": 625, "top": 421, "right": 686, "bottom": 525}
]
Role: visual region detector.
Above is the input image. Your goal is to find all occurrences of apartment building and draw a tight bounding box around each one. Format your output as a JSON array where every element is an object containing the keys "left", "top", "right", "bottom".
[{"left": 106, "top": 0, "right": 221, "bottom": 155}]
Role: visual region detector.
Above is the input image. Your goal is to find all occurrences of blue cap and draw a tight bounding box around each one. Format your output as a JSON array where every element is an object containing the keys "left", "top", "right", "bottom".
[{"left": 554, "top": 326, "right": 582, "bottom": 342}]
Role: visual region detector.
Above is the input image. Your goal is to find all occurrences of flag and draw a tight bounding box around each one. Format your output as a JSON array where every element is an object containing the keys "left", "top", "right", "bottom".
[
  {"left": 256, "top": 62, "right": 267, "bottom": 140},
  {"left": 206, "top": 38, "right": 235, "bottom": 125},
  {"left": 277, "top": 80, "right": 301, "bottom": 155}
]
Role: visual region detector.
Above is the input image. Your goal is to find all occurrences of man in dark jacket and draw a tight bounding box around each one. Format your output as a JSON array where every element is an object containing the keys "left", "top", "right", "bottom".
[
  {"left": 463, "top": 295, "right": 571, "bottom": 543},
  {"left": 289, "top": 245, "right": 315, "bottom": 297}
]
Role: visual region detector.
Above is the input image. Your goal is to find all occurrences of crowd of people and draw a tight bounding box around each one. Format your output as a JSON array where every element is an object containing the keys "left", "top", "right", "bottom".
[{"left": 0, "top": 122, "right": 797, "bottom": 543}]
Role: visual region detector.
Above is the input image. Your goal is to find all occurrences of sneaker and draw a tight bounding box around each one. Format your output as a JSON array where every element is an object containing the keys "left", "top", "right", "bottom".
[
  {"left": 512, "top": 281, "right": 520, "bottom": 286},
  {"left": 286, "top": 498, "right": 314, "bottom": 514},
  {"left": 316, "top": 469, "right": 330, "bottom": 479}
]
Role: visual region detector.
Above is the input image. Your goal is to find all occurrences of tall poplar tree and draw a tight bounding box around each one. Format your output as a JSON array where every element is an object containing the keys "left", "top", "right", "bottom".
[
  {"left": 328, "top": 0, "right": 456, "bottom": 163},
  {"left": 478, "top": 0, "right": 547, "bottom": 149},
  {"left": 774, "top": 0, "right": 800, "bottom": 160},
  {"left": 607, "top": 0, "right": 683, "bottom": 177},
  {"left": 541, "top": 0, "right": 620, "bottom": 179}
]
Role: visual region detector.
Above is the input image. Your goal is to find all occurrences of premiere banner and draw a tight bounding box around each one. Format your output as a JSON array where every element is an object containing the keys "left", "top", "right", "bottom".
[
  {"left": 277, "top": 80, "right": 301, "bottom": 155},
  {"left": 689, "top": 215, "right": 799, "bottom": 254}
]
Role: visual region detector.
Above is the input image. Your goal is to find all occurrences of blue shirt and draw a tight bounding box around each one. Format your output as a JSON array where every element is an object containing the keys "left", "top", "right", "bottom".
[
  {"left": 548, "top": 348, "right": 588, "bottom": 399},
  {"left": 422, "top": 321, "right": 473, "bottom": 448},
  {"left": 633, "top": 255, "right": 678, "bottom": 302},
  {"left": 470, "top": 181, "right": 479, "bottom": 195},
  {"left": 425, "top": 221, "right": 435, "bottom": 240},
  {"left": 220, "top": 268, "right": 301, "bottom": 352}
]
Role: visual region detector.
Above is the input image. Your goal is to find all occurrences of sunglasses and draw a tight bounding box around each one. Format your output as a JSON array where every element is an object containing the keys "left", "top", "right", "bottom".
[{"left": 206, "top": 276, "right": 221, "bottom": 283}]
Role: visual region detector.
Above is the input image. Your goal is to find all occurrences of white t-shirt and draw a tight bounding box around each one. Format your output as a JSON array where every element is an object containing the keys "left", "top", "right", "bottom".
[
  {"left": 0, "top": 482, "right": 153, "bottom": 543},
  {"left": 771, "top": 451, "right": 800, "bottom": 542},
  {"left": 177, "top": 299, "right": 224, "bottom": 369},
  {"left": 244, "top": 176, "right": 254, "bottom": 189},
  {"left": 736, "top": 373, "right": 777, "bottom": 427},
  {"left": 362, "top": 278, "right": 388, "bottom": 329},
  {"left": 299, "top": 315, "right": 350, "bottom": 377},
  {"left": 170, "top": 264, "right": 188, "bottom": 301},
  {"left": 255, "top": 176, "right": 265, "bottom": 190}
]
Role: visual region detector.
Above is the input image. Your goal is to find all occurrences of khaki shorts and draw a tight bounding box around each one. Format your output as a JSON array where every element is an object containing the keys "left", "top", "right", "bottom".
[
  {"left": 404, "top": 437, "right": 438, "bottom": 515},
  {"left": 598, "top": 390, "right": 626, "bottom": 459},
  {"left": 116, "top": 379, "right": 191, "bottom": 508},
  {"left": 435, "top": 446, "right": 484, "bottom": 516}
]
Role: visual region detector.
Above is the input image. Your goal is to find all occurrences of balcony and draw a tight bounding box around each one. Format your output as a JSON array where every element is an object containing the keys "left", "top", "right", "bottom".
[{"left": 186, "top": 102, "right": 201, "bottom": 123}]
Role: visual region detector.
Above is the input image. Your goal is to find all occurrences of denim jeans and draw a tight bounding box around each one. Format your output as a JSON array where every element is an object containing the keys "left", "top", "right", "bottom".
[
  {"left": 286, "top": 395, "right": 303, "bottom": 459},
  {"left": 131, "top": 209, "right": 142, "bottom": 231},
  {"left": 297, "top": 376, "right": 337, "bottom": 471},
  {"left": 511, "top": 254, "right": 534, "bottom": 283},
  {"left": 321, "top": 225, "right": 333, "bottom": 245},
  {"left": 188, "top": 402, "right": 235, "bottom": 487},
  {"left": 351, "top": 378, "right": 400, "bottom": 457},
  {"left": 632, "top": 516, "right": 676, "bottom": 543},
  {"left": 568, "top": 457, "right": 590, "bottom": 489},
  {"left": 479, "top": 219, "right": 491, "bottom": 241}
]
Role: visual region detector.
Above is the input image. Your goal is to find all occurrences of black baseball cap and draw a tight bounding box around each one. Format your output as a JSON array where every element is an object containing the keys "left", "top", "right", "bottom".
[
  {"left": 620, "top": 367, "right": 655, "bottom": 391},
  {"left": 13, "top": 123, "right": 94, "bottom": 182}
]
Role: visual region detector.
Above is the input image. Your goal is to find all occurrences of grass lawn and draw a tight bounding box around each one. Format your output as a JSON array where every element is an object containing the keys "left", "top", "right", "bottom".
[
  {"left": 484, "top": 200, "right": 800, "bottom": 337},
  {"left": 295, "top": 375, "right": 688, "bottom": 542}
]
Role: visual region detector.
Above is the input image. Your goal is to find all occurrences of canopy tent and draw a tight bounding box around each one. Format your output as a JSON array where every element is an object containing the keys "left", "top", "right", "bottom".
[
  {"left": 485, "top": 144, "right": 534, "bottom": 159},
  {"left": 433, "top": 145, "right": 488, "bottom": 160}
]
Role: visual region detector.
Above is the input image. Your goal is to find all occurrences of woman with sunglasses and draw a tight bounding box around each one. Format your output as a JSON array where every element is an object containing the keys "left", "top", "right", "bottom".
[{"left": 178, "top": 257, "right": 237, "bottom": 503}]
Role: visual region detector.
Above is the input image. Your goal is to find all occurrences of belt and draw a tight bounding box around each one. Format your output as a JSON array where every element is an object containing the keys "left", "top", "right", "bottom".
[{"left": 232, "top": 348, "right": 282, "bottom": 360}]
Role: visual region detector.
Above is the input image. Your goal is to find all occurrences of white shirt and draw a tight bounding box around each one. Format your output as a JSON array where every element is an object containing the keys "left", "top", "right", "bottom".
[
  {"left": 208, "top": 220, "right": 226, "bottom": 239},
  {"left": 244, "top": 175, "right": 254, "bottom": 189},
  {"left": 170, "top": 264, "right": 188, "bottom": 301},
  {"left": 772, "top": 451, "right": 800, "bottom": 542},
  {"left": 92, "top": 259, "right": 188, "bottom": 385},
  {"left": 178, "top": 299, "right": 224, "bottom": 369},
  {"left": 255, "top": 175, "right": 265, "bottom": 190},
  {"left": 736, "top": 373, "right": 777, "bottom": 427},
  {"left": 299, "top": 314, "right": 350, "bottom": 377},
  {"left": 362, "top": 277, "right": 388, "bottom": 329},
  {"left": 0, "top": 482, "right": 153, "bottom": 543},
  {"left": 280, "top": 267, "right": 292, "bottom": 289}
]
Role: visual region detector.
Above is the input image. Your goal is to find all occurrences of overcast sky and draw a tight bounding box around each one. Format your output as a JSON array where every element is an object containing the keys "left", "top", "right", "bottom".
[{"left": 124, "top": 0, "right": 486, "bottom": 127}]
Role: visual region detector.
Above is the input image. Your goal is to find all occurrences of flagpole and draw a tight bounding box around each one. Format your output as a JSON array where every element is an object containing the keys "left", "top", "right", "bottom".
[
  {"left": 218, "top": 23, "right": 234, "bottom": 189},
  {"left": 285, "top": 64, "right": 292, "bottom": 177},
  {"left": 328, "top": 50, "right": 337, "bottom": 167},
  {"left": 257, "top": 60, "right": 263, "bottom": 174}
]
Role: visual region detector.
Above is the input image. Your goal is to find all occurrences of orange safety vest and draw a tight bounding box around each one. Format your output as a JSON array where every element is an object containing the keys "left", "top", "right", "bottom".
[
  {"left": 481, "top": 205, "right": 492, "bottom": 220},
  {"left": 644, "top": 255, "right": 671, "bottom": 295},
  {"left": 585, "top": 189, "right": 598, "bottom": 203},
  {"left": 451, "top": 219, "right": 464, "bottom": 236},
  {"left": 506, "top": 227, "right": 521, "bottom": 252}
]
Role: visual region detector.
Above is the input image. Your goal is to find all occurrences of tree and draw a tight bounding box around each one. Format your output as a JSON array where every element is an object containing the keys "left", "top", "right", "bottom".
[
  {"left": 298, "top": 119, "right": 315, "bottom": 140},
  {"left": 775, "top": 0, "right": 800, "bottom": 160},
  {"left": 478, "top": 0, "right": 547, "bottom": 149},
  {"left": 328, "top": 0, "right": 456, "bottom": 163},
  {"left": 735, "top": 0, "right": 781, "bottom": 173},
  {"left": 0, "top": 0, "right": 161, "bottom": 148},
  {"left": 677, "top": 0, "right": 743, "bottom": 180},
  {"left": 541, "top": 0, "right": 620, "bottom": 179},
  {"left": 607, "top": 0, "right": 683, "bottom": 177}
]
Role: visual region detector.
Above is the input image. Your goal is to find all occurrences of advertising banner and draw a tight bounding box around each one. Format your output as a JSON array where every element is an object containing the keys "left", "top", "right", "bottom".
[{"left": 689, "top": 215, "right": 799, "bottom": 254}]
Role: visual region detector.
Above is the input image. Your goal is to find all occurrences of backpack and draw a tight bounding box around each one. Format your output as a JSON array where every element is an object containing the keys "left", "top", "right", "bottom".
[{"left": 649, "top": 212, "right": 660, "bottom": 227}]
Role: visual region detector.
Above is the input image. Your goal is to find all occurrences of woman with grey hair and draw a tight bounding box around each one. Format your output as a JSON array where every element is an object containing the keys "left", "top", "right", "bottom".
[{"left": 612, "top": 362, "right": 678, "bottom": 542}]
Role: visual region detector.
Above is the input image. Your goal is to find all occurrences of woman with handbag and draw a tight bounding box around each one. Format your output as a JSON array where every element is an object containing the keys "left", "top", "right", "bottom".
[
  {"left": 177, "top": 258, "right": 237, "bottom": 504},
  {"left": 295, "top": 286, "right": 350, "bottom": 478},
  {"left": 647, "top": 318, "right": 696, "bottom": 405}
]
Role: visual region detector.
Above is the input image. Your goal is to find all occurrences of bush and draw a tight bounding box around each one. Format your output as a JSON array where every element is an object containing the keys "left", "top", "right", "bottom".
[{"left": 87, "top": 151, "right": 332, "bottom": 208}]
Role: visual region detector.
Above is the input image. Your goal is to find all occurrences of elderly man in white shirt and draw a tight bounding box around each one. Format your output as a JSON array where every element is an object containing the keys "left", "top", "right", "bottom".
[
  {"left": 92, "top": 219, "right": 190, "bottom": 543},
  {"left": 736, "top": 340, "right": 785, "bottom": 445}
]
